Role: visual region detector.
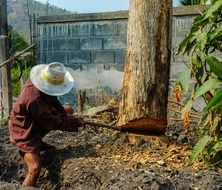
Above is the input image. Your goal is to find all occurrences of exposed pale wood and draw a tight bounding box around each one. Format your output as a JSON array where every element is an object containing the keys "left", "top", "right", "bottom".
[
  {"left": 117, "top": 0, "right": 172, "bottom": 133},
  {"left": 119, "top": 118, "right": 167, "bottom": 134}
]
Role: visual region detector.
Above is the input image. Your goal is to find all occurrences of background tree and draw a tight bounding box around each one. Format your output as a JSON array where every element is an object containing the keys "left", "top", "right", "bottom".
[
  {"left": 8, "top": 26, "right": 34, "bottom": 97},
  {"left": 7, "top": 0, "right": 72, "bottom": 41},
  {"left": 117, "top": 0, "right": 172, "bottom": 133}
]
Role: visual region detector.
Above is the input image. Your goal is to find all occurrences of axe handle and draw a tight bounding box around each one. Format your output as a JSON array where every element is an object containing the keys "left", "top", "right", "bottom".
[{"left": 85, "top": 121, "right": 122, "bottom": 131}]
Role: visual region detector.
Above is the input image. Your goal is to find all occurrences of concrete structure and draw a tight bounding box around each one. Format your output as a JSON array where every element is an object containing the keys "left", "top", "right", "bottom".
[
  {"left": 37, "top": 11, "right": 128, "bottom": 71},
  {"left": 36, "top": 6, "right": 208, "bottom": 105}
]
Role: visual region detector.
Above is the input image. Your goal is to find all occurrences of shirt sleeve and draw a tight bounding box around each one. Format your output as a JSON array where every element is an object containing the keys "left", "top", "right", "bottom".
[{"left": 28, "top": 98, "right": 81, "bottom": 132}]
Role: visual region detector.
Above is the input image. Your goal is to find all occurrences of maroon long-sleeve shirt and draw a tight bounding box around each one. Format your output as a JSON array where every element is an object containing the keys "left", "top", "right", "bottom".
[{"left": 9, "top": 80, "right": 80, "bottom": 153}]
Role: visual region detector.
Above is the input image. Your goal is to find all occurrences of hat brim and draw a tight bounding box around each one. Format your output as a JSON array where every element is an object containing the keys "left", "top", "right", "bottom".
[{"left": 30, "top": 64, "right": 74, "bottom": 96}]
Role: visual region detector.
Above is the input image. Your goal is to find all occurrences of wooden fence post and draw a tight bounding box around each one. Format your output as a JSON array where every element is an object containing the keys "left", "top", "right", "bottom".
[
  {"left": 0, "top": 36, "right": 12, "bottom": 117},
  {"left": 77, "top": 89, "right": 86, "bottom": 113}
]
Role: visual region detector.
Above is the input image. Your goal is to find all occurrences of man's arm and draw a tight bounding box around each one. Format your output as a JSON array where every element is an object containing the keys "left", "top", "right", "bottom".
[{"left": 28, "top": 98, "right": 83, "bottom": 132}]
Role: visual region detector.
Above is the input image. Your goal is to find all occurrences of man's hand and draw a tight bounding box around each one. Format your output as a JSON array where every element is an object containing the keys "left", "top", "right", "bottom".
[
  {"left": 77, "top": 117, "right": 85, "bottom": 127},
  {"left": 63, "top": 103, "right": 74, "bottom": 114},
  {"left": 66, "top": 115, "right": 85, "bottom": 132}
]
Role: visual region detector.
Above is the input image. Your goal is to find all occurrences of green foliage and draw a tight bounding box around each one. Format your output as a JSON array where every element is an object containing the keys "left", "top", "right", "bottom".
[
  {"left": 8, "top": 27, "right": 33, "bottom": 97},
  {"left": 8, "top": 26, "right": 29, "bottom": 55},
  {"left": 11, "top": 67, "right": 22, "bottom": 97},
  {"left": 190, "top": 135, "right": 211, "bottom": 163},
  {"left": 194, "top": 78, "right": 221, "bottom": 99},
  {"left": 204, "top": 89, "right": 222, "bottom": 112},
  {"left": 177, "top": 0, "right": 222, "bottom": 166},
  {"left": 11, "top": 66, "right": 32, "bottom": 97},
  {"left": 178, "top": 69, "right": 191, "bottom": 92},
  {"left": 213, "top": 140, "right": 222, "bottom": 153},
  {"left": 205, "top": 55, "right": 222, "bottom": 79},
  {"left": 0, "top": 113, "right": 10, "bottom": 125}
]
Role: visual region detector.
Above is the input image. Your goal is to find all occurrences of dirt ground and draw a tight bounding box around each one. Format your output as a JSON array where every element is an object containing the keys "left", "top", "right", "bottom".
[{"left": 0, "top": 115, "right": 222, "bottom": 190}]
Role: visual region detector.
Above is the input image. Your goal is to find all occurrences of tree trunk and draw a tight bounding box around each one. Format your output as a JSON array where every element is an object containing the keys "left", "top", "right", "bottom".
[{"left": 117, "top": 0, "right": 172, "bottom": 134}]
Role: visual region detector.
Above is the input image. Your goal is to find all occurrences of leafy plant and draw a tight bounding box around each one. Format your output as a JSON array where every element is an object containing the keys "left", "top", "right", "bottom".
[
  {"left": 190, "top": 135, "right": 211, "bottom": 163},
  {"left": 8, "top": 27, "right": 34, "bottom": 97},
  {"left": 176, "top": 0, "right": 222, "bottom": 166}
]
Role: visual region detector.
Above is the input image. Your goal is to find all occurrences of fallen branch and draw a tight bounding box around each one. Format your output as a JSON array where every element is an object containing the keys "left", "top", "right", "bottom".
[{"left": 83, "top": 104, "right": 118, "bottom": 116}]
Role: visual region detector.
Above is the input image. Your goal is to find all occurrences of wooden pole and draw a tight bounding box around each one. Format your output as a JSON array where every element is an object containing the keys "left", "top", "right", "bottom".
[
  {"left": 77, "top": 89, "right": 85, "bottom": 113},
  {"left": 0, "top": 36, "right": 12, "bottom": 116},
  {"left": 0, "top": 0, "right": 12, "bottom": 117},
  {"left": 0, "top": 0, "right": 8, "bottom": 35}
]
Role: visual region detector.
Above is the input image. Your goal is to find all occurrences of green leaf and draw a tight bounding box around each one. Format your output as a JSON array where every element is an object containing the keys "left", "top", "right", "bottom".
[
  {"left": 196, "top": 32, "right": 208, "bottom": 50},
  {"left": 212, "top": 141, "right": 222, "bottom": 153},
  {"left": 190, "top": 135, "right": 212, "bottom": 163},
  {"left": 194, "top": 78, "right": 221, "bottom": 99},
  {"left": 208, "top": 28, "right": 222, "bottom": 42},
  {"left": 211, "top": 0, "right": 218, "bottom": 4},
  {"left": 178, "top": 69, "right": 191, "bottom": 92},
  {"left": 177, "top": 34, "right": 195, "bottom": 54},
  {"left": 205, "top": 89, "right": 222, "bottom": 111},
  {"left": 211, "top": 116, "right": 219, "bottom": 133},
  {"left": 192, "top": 56, "right": 202, "bottom": 68},
  {"left": 206, "top": 55, "right": 222, "bottom": 79},
  {"left": 184, "top": 99, "right": 194, "bottom": 111},
  {"left": 202, "top": 0, "right": 222, "bottom": 21},
  {"left": 213, "top": 103, "right": 222, "bottom": 114}
]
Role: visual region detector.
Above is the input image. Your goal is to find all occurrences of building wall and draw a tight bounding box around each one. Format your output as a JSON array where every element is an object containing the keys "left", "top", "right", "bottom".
[
  {"left": 37, "top": 5, "right": 208, "bottom": 77},
  {"left": 37, "top": 11, "right": 128, "bottom": 71}
]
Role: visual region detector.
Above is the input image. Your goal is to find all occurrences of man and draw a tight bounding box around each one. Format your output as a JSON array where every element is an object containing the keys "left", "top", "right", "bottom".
[{"left": 9, "top": 62, "right": 85, "bottom": 187}]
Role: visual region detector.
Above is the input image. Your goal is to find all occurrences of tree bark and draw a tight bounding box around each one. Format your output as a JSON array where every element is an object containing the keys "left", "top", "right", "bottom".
[{"left": 117, "top": 0, "right": 172, "bottom": 134}]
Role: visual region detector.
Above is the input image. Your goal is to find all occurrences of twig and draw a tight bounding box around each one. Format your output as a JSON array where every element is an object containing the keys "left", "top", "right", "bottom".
[
  {"left": 169, "top": 118, "right": 199, "bottom": 123},
  {"left": 168, "top": 100, "right": 184, "bottom": 107},
  {"left": 168, "top": 99, "right": 200, "bottom": 113},
  {"left": 0, "top": 169, "right": 7, "bottom": 180},
  {"left": 170, "top": 107, "right": 202, "bottom": 119},
  {"left": 11, "top": 180, "right": 21, "bottom": 185},
  {"left": 210, "top": 159, "right": 222, "bottom": 167}
]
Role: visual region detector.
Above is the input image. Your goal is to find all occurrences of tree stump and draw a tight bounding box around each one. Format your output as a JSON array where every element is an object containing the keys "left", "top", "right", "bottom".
[{"left": 117, "top": 0, "right": 172, "bottom": 134}]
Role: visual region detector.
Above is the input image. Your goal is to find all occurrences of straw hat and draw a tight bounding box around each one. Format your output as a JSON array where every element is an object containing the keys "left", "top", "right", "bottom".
[{"left": 30, "top": 62, "right": 74, "bottom": 96}]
